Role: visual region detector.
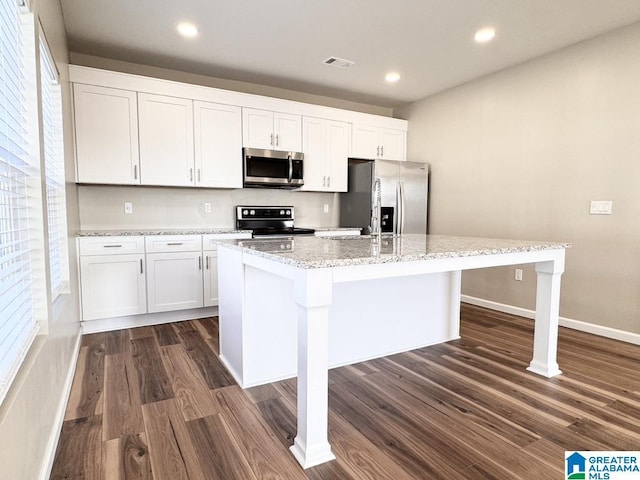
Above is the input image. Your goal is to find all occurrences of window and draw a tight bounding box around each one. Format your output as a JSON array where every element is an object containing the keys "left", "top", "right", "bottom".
[
  {"left": 40, "top": 31, "right": 68, "bottom": 299},
  {"left": 0, "top": 0, "right": 39, "bottom": 405}
]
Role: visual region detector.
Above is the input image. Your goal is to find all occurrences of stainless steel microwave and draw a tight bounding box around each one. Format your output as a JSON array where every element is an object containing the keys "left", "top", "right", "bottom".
[{"left": 243, "top": 148, "right": 304, "bottom": 189}]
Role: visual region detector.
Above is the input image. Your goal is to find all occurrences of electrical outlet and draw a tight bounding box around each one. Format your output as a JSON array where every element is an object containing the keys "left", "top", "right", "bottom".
[
  {"left": 590, "top": 200, "right": 612, "bottom": 215},
  {"left": 204, "top": 202, "right": 212, "bottom": 214},
  {"left": 323, "top": 204, "right": 329, "bottom": 214},
  {"left": 514, "top": 268, "right": 523, "bottom": 281},
  {"left": 124, "top": 202, "right": 133, "bottom": 214}
]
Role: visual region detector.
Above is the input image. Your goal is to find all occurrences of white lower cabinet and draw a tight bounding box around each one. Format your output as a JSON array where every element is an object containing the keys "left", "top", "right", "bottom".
[
  {"left": 78, "top": 237, "right": 147, "bottom": 321},
  {"left": 145, "top": 235, "right": 203, "bottom": 313},
  {"left": 203, "top": 232, "right": 252, "bottom": 307},
  {"left": 203, "top": 249, "right": 218, "bottom": 307},
  {"left": 78, "top": 232, "right": 251, "bottom": 325}
]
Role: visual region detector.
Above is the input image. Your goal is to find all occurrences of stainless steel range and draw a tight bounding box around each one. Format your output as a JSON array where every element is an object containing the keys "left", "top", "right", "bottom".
[{"left": 236, "top": 206, "right": 315, "bottom": 238}]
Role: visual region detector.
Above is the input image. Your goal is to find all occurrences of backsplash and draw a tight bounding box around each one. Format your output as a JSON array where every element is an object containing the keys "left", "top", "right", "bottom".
[{"left": 77, "top": 185, "right": 340, "bottom": 230}]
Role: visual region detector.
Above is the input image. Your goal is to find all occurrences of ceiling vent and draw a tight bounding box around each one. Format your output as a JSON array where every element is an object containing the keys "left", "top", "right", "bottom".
[{"left": 322, "top": 56, "right": 355, "bottom": 69}]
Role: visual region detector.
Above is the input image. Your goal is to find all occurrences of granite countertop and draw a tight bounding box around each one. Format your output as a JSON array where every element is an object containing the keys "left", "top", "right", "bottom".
[
  {"left": 218, "top": 234, "right": 571, "bottom": 269},
  {"left": 77, "top": 227, "right": 361, "bottom": 237},
  {"left": 77, "top": 228, "right": 252, "bottom": 236}
]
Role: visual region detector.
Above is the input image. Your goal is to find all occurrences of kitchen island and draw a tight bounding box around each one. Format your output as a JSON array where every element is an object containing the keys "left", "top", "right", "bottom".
[{"left": 217, "top": 234, "right": 569, "bottom": 469}]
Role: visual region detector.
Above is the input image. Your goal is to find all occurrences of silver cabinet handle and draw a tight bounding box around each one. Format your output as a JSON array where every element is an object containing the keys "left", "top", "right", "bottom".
[
  {"left": 270, "top": 133, "right": 274, "bottom": 146},
  {"left": 327, "top": 176, "right": 330, "bottom": 187},
  {"left": 190, "top": 168, "right": 193, "bottom": 182},
  {"left": 376, "top": 146, "right": 380, "bottom": 156},
  {"left": 322, "top": 176, "right": 326, "bottom": 187},
  {"left": 103, "top": 244, "right": 122, "bottom": 248},
  {"left": 198, "top": 256, "right": 202, "bottom": 270},
  {"left": 140, "top": 258, "right": 144, "bottom": 274},
  {"left": 205, "top": 255, "right": 209, "bottom": 270},
  {"left": 381, "top": 145, "right": 384, "bottom": 157},
  {"left": 197, "top": 168, "right": 201, "bottom": 182},
  {"left": 134, "top": 164, "right": 138, "bottom": 180},
  {"left": 275, "top": 134, "right": 279, "bottom": 146},
  {"left": 166, "top": 242, "right": 183, "bottom": 246}
]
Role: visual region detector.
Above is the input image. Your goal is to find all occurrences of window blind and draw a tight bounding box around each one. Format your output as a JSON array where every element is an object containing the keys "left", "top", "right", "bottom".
[
  {"left": 0, "top": 0, "right": 38, "bottom": 405},
  {"left": 40, "top": 32, "right": 68, "bottom": 299}
]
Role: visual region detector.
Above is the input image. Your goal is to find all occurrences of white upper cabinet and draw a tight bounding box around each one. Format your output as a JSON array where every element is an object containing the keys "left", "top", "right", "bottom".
[
  {"left": 352, "top": 124, "right": 406, "bottom": 161},
  {"left": 74, "top": 84, "right": 140, "bottom": 184},
  {"left": 194, "top": 101, "right": 243, "bottom": 188},
  {"left": 301, "top": 117, "right": 349, "bottom": 192},
  {"left": 242, "top": 108, "right": 302, "bottom": 151},
  {"left": 273, "top": 112, "right": 302, "bottom": 151},
  {"left": 138, "top": 93, "right": 194, "bottom": 186}
]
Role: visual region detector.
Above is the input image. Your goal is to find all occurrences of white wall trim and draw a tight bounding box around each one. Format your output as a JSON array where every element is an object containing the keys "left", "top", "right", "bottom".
[
  {"left": 81, "top": 306, "right": 218, "bottom": 334},
  {"left": 461, "top": 295, "right": 640, "bottom": 346},
  {"left": 39, "top": 331, "right": 82, "bottom": 480}
]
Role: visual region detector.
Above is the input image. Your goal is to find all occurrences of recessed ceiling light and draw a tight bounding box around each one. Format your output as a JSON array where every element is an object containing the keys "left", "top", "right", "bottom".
[
  {"left": 474, "top": 27, "right": 495, "bottom": 44},
  {"left": 385, "top": 72, "right": 401, "bottom": 83},
  {"left": 177, "top": 22, "right": 199, "bottom": 38}
]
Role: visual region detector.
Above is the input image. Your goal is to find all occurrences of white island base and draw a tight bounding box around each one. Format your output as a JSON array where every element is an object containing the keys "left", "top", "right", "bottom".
[
  {"left": 217, "top": 235, "right": 568, "bottom": 469},
  {"left": 219, "top": 251, "right": 461, "bottom": 388}
]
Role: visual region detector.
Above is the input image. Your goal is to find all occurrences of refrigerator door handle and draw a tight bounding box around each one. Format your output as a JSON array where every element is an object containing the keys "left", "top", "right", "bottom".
[{"left": 398, "top": 181, "right": 405, "bottom": 235}]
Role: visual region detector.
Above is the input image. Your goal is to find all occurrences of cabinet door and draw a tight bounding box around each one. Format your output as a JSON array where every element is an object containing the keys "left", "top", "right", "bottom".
[
  {"left": 300, "top": 117, "right": 327, "bottom": 191},
  {"left": 203, "top": 249, "right": 218, "bottom": 307},
  {"left": 80, "top": 254, "right": 146, "bottom": 320},
  {"left": 379, "top": 128, "right": 406, "bottom": 161},
  {"left": 74, "top": 84, "right": 140, "bottom": 184},
  {"left": 146, "top": 252, "right": 204, "bottom": 313},
  {"left": 351, "top": 124, "right": 379, "bottom": 159},
  {"left": 242, "top": 108, "right": 274, "bottom": 149},
  {"left": 138, "top": 93, "right": 194, "bottom": 186},
  {"left": 194, "top": 101, "right": 242, "bottom": 188},
  {"left": 325, "top": 120, "right": 349, "bottom": 192},
  {"left": 273, "top": 112, "right": 302, "bottom": 151}
]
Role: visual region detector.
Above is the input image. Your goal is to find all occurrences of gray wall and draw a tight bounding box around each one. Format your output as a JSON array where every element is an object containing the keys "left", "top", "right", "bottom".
[
  {"left": 396, "top": 22, "right": 640, "bottom": 335},
  {"left": 0, "top": 0, "right": 82, "bottom": 479}
]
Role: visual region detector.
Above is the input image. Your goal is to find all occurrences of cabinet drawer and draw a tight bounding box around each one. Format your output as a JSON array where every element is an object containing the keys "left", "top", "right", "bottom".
[
  {"left": 78, "top": 236, "right": 145, "bottom": 256},
  {"left": 145, "top": 235, "right": 202, "bottom": 253},
  {"left": 202, "top": 232, "right": 252, "bottom": 251}
]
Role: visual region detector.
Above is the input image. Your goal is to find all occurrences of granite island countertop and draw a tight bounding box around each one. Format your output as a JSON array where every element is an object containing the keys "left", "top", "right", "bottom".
[{"left": 217, "top": 234, "right": 571, "bottom": 269}]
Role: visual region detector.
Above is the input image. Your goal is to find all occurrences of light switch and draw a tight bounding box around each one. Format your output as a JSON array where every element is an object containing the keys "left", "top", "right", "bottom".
[
  {"left": 124, "top": 202, "right": 133, "bottom": 214},
  {"left": 204, "top": 202, "right": 212, "bottom": 214},
  {"left": 590, "top": 200, "right": 612, "bottom": 215},
  {"left": 323, "top": 204, "right": 329, "bottom": 214}
]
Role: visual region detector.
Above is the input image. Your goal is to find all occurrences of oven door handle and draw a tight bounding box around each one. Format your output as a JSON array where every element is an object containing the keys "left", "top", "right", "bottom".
[{"left": 288, "top": 155, "right": 293, "bottom": 184}]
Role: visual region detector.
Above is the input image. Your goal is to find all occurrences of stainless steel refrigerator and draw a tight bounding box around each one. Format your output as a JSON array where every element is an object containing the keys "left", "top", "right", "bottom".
[{"left": 339, "top": 159, "right": 429, "bottom": 234}]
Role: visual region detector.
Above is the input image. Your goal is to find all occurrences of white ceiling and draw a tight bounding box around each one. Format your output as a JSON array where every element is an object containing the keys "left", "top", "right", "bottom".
[{"left": 59, "top": 0, "right": 640, "bottom": 108}]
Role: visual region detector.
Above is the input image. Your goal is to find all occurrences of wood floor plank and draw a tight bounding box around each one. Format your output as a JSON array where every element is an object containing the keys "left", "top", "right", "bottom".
[
  {"left": 50, "top": 415, "right": 103, "bottom": 480},
  {"left": 152, "top": 323, "right": 180, "bottom": 346},
  {"left": 131, "top": 337, "right": 174, "bottom": 404},
  {"left": 82, "top": 330, "right": 130, "bottom": 355},
  {"left": 141, "top": 399, "right": 206, "bottom": 480},
  {"left": 160, "top": 344, "right": 218, "bottom": 421},
  {"left": 103, "top": 433, "right": 153, "bottom": 480},
  {"left": 103, "top": 353, "right": 144, "bottom": 441},
  {"left": 179, "top": 330, "right": 235, "bottom": 389},
  {"left": 186, "top": 414, "right": 258, "bottom": 480},
  {"left": 211, "top": 385, "right": 307, "bottom": 479},
  {"left": 65, "top": 344, "right": 105, "bottom": 421},
  {"left": 129, "top": 326, "right": 156, "bottom": 340}
]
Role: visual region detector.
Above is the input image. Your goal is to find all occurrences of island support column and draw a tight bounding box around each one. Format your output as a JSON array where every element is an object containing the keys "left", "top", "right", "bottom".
[
  {"left": 290, "top": 268, "right": 336, "bottom": 469},
  {"left": 527, "top": 250, "right": 565, "bottom": 378}
]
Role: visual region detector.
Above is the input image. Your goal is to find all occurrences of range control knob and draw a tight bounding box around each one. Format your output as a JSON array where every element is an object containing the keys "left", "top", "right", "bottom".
[
  {"left": 249, "top": 210, "right": 255, "bottom": 215},
  {"left": 286, "top": 209, "right": 291, "bottom": 215},
  {"left": 279, "top": 210, "right": 285, "bottom": 215},
  {"left": 242, "top": 209, "right": 248, "bottom": 215}
]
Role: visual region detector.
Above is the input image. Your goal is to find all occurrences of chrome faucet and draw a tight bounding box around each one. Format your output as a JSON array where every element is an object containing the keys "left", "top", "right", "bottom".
[{"left": 372, "top": 177, "right": 382, "bottom": 238}]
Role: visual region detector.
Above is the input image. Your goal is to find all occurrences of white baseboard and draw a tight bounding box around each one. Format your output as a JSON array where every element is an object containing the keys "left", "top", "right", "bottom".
[
  {"left": 81, "top": 307, "right": 218, "bottom": 334},
  {"left": 461, "top": 295, "right": 640, "bottom": 346},
  {"left": 40, "top": 330, "right": 82, "bottom": 480}
]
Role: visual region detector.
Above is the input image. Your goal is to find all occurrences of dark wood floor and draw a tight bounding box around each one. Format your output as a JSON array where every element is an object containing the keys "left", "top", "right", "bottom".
[{"left": 51, "top": 304, "right": 640, "bottom": 479}]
